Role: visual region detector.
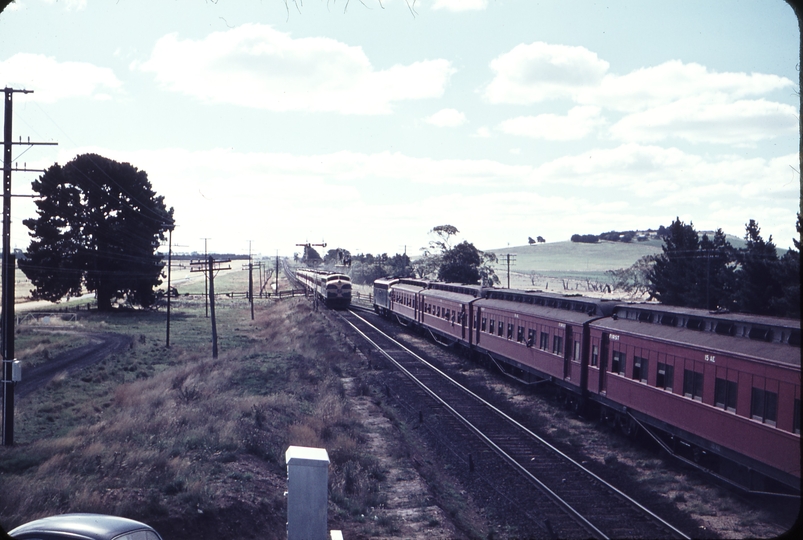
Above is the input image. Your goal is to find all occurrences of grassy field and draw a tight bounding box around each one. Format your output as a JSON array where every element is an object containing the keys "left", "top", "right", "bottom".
[
  {"left": 483, "top": 230, "right": 792, "bottom": 279},
  {"left": 488, "top": 239, "right": 663, "bottom": 276},
  {"left": 0, "top": 268, "right": 416, "bottom": 539}
]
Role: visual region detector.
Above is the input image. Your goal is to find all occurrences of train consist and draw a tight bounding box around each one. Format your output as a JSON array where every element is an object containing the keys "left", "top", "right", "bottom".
[
  {"left": 373, "top": 277, "right": 801, "bottom": 494},
  {"left": 295, "top": 268, "right": 352, "bottom": 309}
]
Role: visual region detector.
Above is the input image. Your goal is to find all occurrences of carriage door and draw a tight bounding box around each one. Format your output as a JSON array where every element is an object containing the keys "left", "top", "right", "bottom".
[
  {"left": 564, "top": 325, "right": 573, "bottom": 380},
  {"left": 460, "top": 305, "right": 466, "bottom": 341},
  {"left": 474, "top": 306, "right": 481, "bottom": 345},
  {"left": 599, "top": 332, "right": 610, "bottom": 394}
]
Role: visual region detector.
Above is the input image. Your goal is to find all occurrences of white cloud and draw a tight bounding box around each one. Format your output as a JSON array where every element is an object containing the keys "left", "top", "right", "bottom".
[
  {"left": 136, "top": 24, "right": 455, "bottom": 114},
  {"left": 484, "top": 45, "right": 795, "bottom": 146},
  {"left": 581, "top": 60, "right": 794, "bottom": 112},
  {"left": 432, "top": 0, "right": 488, "bottom": 11},
  {"left": 0, "top": 53, "right": 122, "bottom": 102},
  {"left": 42, "top": 0, "right": 86, "bottom": 10},
  {"left": 425, "top": 108, "right": 467, "bottom": 127},
  {"left": 473, "top": 127, "right": 492, "bottom": 138},
  {"left": 609, "top": 96, "right": 797, "bottom": 144},
  {"left": 34, "top": 143, "right": 794, "bottom": 255},
  {"left": 497, "top": 106, "right": 604, "bottom": 140},
  {"left": 484, "top": 42, "right": 609, "bottom": 104},
  {"left": 536, "top": 144, "right": 799, "bottom": 204}
]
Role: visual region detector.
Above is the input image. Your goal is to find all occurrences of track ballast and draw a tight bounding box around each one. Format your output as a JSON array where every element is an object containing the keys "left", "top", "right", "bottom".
[{"left": 338, "top": 307, "right": 690, "bottom": 539}]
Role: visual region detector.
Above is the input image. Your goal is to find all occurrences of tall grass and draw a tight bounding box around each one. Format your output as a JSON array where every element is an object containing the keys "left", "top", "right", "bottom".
[{"left": 0, "top": 297, "right": 388, "bottom": 538}]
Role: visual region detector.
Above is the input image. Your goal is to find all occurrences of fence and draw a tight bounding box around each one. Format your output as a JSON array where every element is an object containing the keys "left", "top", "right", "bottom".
[{"left": 16, "top": 312, "right": 78, "bottom": 326}]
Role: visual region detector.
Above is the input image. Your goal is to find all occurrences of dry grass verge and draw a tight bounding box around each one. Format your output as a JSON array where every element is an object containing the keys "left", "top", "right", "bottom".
[{"left": 0, "top": 298, "right": 409, "bottom": 539}]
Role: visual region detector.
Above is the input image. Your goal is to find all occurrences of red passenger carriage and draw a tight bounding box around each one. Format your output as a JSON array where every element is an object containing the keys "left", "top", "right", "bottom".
[
  {"left": 588, "top": 305, "right": 800, "bottom": 491},
  {"left": 419, "top": 283, "right": 480, "bottom": 344},
  {"left": 372, "top": 279, "right": 801, "bottom": 493}
]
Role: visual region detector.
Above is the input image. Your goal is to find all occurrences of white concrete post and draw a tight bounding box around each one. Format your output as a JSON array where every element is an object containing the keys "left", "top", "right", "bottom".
[{"left": 286, "top": 445, "right": 330, "bottom": 540}]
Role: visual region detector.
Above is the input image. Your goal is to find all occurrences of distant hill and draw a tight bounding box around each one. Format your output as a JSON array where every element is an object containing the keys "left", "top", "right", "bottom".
[
  {"left": 488, "top": 240, "right": 662, "bottom": 279},
  {"left": 487, "top": 233, "right": 788, "bottom": 281}
]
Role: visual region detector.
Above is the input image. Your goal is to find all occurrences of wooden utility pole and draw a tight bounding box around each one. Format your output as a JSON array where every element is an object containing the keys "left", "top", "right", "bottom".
[
  {"left": 2, "top": 87, "right": 56, "bottom": 447},
  {"left": 166, "top": 226, "right": 173, "bottom": 347},
  {"left": 208, "top": 256, "right": 218, "bottom": 358},
  {"left": 248, "top": 242, "right": 254, "bottom": 320},
  {"left": 201, "top": 237, "right": 210, "bottom": 317},
  {"left": 190, "top": 256, "right": 230, "bottom": 359},
  {"left": 503, "top": 253, "right": 517, "bottom": 289}
]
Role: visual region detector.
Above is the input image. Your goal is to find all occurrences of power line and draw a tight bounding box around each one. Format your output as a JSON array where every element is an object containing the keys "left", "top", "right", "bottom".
[{"left": 3, "top": 87, "right": 58, "bottom": 447}]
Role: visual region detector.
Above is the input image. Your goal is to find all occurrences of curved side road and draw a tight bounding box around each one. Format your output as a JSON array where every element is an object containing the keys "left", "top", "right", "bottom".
[{"left": 14, "top": 332, "right": 133, "bottom": 400}]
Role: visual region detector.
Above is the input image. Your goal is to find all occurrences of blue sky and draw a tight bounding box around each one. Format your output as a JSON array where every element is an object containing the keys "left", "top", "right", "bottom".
[{"left": 0, "top": 0, "right": 799, "bottom": 257}]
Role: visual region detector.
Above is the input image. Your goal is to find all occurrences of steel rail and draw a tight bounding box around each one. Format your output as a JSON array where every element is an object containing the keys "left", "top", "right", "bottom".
[
  {"left": 341, "top": 310, "right": 608, "bottom": 539},
  {"left": 343, "top": 308, "right": 691, "bottom": 540}
]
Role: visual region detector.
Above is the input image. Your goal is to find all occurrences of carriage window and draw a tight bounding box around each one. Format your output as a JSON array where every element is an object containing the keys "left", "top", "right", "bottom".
[
  {"left": 656, "top": 363, "right": 674, "bottom": 391},
  {"left": 714, "top": 378, "right": 737, "bottom": 412},
  {"left": 497, "top": 320, "right": 504, "bottom": 337},
  {"left": 507, "top": 323, "right": 514, "bottom": 340},
  {"left": 591, "top": 345, "right": 599, "bottom": 367},
  {"left": 489, "top": 319, "right": 495, "bottom": 333},
  {"left": 527, "top": 328, "right": 535, "bottom": 347},
  {"left": 482, "top": 317, "right": 487, "bottom": 332},
  {"left": 683, "top": 369, "right": 704, "bottom": 401},
  {"left": 517, "top": 326, "right": 524, "bottom": 343},
  {"left": 633, "top": 356, "right": 648, "bottom": 382},
  {"left": 611, "top": 351, "right": 626, "bottom": 375},
  {"left": 552, "top": 335, "right": 563, "bottom": 355},
  {"left": 751, "top": 388, "right": 777, "bottom": 426},
  {"left": 573, "top": 341, "right": 581, "bottom": 362},
  {"left": 540, "top": 331, "right": 549, "bottom": 350}
]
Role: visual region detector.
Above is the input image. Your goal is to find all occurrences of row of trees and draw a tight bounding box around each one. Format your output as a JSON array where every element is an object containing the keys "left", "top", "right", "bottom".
[
  {"left": 307, "top": 225, "right": 499, "bottom": 287},
  {"left": 18, "top": 155, "right": 798, "bottom": 320},
  {"left": 571, "top": 229, "right": 655, "bottom": 244},
  {"left": 647, "top": 217, "right": 800, "bottom": 318}
]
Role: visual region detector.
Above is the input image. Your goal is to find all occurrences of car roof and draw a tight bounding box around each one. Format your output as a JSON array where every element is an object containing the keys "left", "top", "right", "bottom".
[{"left": 9, "top": 514, "right": 161, "bottom": 540}]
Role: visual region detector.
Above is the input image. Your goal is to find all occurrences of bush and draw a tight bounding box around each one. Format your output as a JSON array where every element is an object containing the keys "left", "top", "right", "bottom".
[{"left": 570, "top": 234, "right": 599, "bottom": 243}]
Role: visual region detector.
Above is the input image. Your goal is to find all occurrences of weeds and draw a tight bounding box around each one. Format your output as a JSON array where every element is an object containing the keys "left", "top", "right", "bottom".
[{"left": 0, "top": 296, "right": 376, "bottom": 536}]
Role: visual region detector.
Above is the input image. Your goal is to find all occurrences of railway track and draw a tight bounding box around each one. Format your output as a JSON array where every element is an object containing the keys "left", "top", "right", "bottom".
[{"left": 339, "top": 307, "right": 690, "bottom": 539}]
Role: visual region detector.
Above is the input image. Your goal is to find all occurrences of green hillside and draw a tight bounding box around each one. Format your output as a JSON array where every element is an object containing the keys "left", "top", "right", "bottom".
[
  {"left": 487, "top": 240, "right": 663, "bottom": 280},
  {"left": 485, "top": 233, "right": 786, "bottom": 283}
]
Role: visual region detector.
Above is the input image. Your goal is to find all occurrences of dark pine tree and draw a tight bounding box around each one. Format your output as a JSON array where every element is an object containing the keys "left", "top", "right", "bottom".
[
  {"left": 20, "top": 154, "right": 173, "bottom": 311},
  {"left": 772, "top": 213, "right": 802, "bottom": 318},
  {"left": 648, "top": 217, "right": 702, "bottom": 307},
  {"left": 732, "top": 219, "right": 783, "bottom": 316},
  {"left": 698, "top": 229, "right": 736, "bottom": 311}
]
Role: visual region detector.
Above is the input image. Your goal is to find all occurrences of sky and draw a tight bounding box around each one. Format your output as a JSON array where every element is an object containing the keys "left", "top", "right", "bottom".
[{"left": 0, "top": 0, "right": 799, "bottom": 258}]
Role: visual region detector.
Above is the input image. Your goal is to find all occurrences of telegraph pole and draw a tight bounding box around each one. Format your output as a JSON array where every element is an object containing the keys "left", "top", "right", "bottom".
[
  {"left": 248, "top": 241, "right": 254, "bottom": 320},
  {"left": 201, "top": 237, "right": 210, "bottom": 317},
  {"left": 503, "top": 253, "right": 517, "bottom": 289},
  {"left": 190, "top": 256, "right": 230, "bottom": 359},
  {"left": 208, "top": 256, "right": 218, "bottom": 358},
  {"left": 2, "top": 88, "right": 57, "bottom": 446},
  {"left": 165, "top": 226, "right": 173, "bottom": 347}
]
